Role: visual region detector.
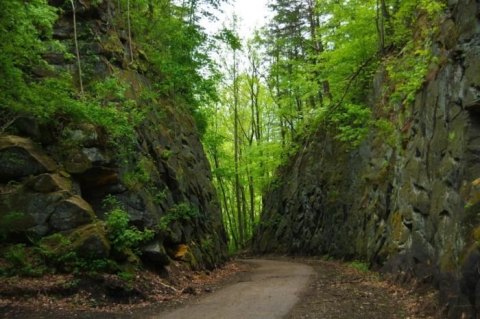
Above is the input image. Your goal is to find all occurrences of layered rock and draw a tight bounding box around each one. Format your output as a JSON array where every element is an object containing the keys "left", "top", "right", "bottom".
[{"left": 254, "top": 0, "right": 480, "bottom": 317}]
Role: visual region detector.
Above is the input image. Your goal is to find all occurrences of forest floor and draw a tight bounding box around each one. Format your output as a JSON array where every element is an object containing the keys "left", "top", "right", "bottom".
[
  {"left": 0, "top": 257, "right": 438, "bottom": 318},
  {"left": 284, "top": 257, "right": 438, "bottom": 319},
  {"left": 0, "top": 261, "right": 249, "bottom": 319}
]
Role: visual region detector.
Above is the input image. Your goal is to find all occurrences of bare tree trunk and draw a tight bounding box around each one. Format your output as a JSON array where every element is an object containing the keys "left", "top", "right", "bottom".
[
  {"left": 70, "top": 0, "right": 84, "bottom": 96},
  {"left": 233, "top": 48, "right": 245, "bottom": 247},
  {"left": 210, "top": 102, "right": 239, "bottom": 249},
  {"left": 215, "top": 158, "right": 238, "bottom": 249},
  {"left": 306, "top": 0, "right": 328, "bottom": 106},
  {"left": 377, "top": 0, "right": 391, "bottom": 52},
  {"left": 248, "top": 173, "right": 255, "bottom": 230}
]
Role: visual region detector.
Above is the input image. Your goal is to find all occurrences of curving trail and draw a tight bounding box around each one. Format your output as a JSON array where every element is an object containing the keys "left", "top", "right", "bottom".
[{"left": 150, "top": 259, "right": 314, "bottom": 319}]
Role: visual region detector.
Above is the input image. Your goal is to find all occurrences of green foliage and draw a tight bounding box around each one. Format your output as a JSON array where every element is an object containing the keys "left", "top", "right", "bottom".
[
  {"left": 0, "top": 211, "right": 27, "bottom": 240},
  {"left": 35, "top": 233, "right": 117, "bottom": 274},
  {"left": 386, "top": 0, "right": 444, "bottom": 106},
  {"left": 200, "top": 236, "right": 214, "bottom": 251},
  {"left": 1, "top": 0, "right": 218, "bottom": 145},
  {"left": 118, "top": 270, "right": 135, "bottom": 283},
  {"left": 103, "top": 196, "right": 155, "bottom": 254},
  {"left": 105, "top": 208, "right": 154, "bottom": 255},
  {"left": 349, "top": 260, "right": 369, "bottom": 272},
  {"left": 386, "top": 48, "right": 432, "bottom": 105},
  {"left": 374, "top": 119, "right": 397, "bottom": 147},
  {"left": 159, "top": 203, "right": 200, "bottom": 231},
  {"left": 124, "top": 0, "right": 221, "bottom": 113},
  {"left": 218, "top": 28, "right": 242, "bottom": 51},
  {"left": 328, "top": 104, "right": 372, "bottom": 148},
  {"left": 2, "top": 244, "right": 45, "bottom": 277},
  {"left": 75, "top": 258, "right": 118, "bottom": 274},
  {"left": 152, "top": 187, "right": 168, "bottom": 205},
  {"left": 122, "top": 156, "right": 154, "bottom": 190},
  {"left": 160, "top": 149, "right": 173, "bottom": 160},
  {"left": 318, "top": 0, "right": 379, "bottom": 103},
  {"left": 0, "top": 0, "right": 57, "bottom": 110},
  {"left": 0, "top": 1, "right": 142, "bottom": 141},
  {"left": 37, "top": 233, "right": 78, "bottom": 267}
]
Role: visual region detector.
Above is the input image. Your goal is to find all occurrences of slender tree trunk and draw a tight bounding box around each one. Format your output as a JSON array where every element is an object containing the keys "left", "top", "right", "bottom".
[
  {"left": 248, "top": 173, "right": 255, "bottom": 229},
  {"left": 70, "top": 0, "right": 84, "bottom": 96},
  {"left": 211, "top": 101, "right": 239, "bottom": 249},
  {"left": 377, "top": 0, "right": 391, "bottom": 52},
  {"left": 215, "top": 159, "right": 238, "bottom": 249},
  {"left": 233, "top": 48, "right": 245, "bottom": 247},
  {"left": 306, "top": 0, "right": 328, "bottom": 106},
  {"left": 127, "top": 0, "right": 134, "bottom": 62}
]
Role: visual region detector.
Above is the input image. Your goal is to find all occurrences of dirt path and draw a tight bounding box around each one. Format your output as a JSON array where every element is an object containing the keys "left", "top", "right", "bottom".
[{"left": 149, "top": 259, "right": 314, "bottom": 319}]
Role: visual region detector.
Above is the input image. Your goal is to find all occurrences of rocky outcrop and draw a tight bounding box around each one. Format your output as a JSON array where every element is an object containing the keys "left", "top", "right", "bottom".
[
  {"left": 0, "top": 136, "right": 57, "bottom": 182},
  {"left": 254, "top": 0, "right": 480, "bottom": 317},
  {"left": 0, "top": 0, "right": 227, "bottom": 271}
]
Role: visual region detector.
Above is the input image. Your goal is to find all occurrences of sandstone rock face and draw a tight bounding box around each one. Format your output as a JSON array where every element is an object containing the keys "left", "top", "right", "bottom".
[{"left": 254, "top": 0, "right": 480, "bottom": 317}]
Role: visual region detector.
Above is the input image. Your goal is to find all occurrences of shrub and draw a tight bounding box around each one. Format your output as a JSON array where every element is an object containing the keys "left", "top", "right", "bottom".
[
  {"left": 105, "top": 208, "right": 154, "bottom": 255},
  {"left": 159, "top": 203, "right": 200, "bottom": 231},
  {"left": 0, "top": 211, "right": 27, "bottom": 240},
  {"left": 350, "top": 260, "right": 369, "bottom": 272},
  {"left": 2, "top": 244, "right": 45, "bottom": 277},
  {"left": 122, "top": 157, "right": 155, "bottom": 191}
]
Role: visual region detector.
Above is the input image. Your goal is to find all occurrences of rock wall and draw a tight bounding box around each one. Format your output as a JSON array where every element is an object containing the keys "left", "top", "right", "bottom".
[
  {"left": 254, "top": 0, "right": 480, "bottom": 316},
  {"left": 0, "top": 1, "right": 227, "bottom": 270}
]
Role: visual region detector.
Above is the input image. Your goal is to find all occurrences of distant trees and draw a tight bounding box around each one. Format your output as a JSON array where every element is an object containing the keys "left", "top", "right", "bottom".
[{"left": 204, "top": 0, "right": 445, "bottom": 249}]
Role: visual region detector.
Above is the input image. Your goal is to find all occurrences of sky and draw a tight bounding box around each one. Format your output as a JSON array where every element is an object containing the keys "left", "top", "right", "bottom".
[{"left": 202, "top": 0, "right": 270, "bottom": 39}]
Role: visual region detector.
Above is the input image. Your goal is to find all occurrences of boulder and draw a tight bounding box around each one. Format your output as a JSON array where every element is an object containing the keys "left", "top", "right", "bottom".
[
  {"left": 26, "top": 173, "right": 72, "bottom": 193},
  {"left": 39, "top": 222, "right": 110, "bottom": 260},
  {"left": 82, "top": 147, "right": 111, "bottom": 165},
  {"left": 0, "top": 136, "right": 57, "bottom": 182},
  {"left": 49, "top": 196, "right": 96, "bottom": 231},
  {"left": 141, "top": 241, "right": 170, "bottom": 266},
  {"left": 64, "top": 150, "right": 93, "bottom": 174},
  {"left": 69, "top": 223, "right": 111, "bottom": 259}
]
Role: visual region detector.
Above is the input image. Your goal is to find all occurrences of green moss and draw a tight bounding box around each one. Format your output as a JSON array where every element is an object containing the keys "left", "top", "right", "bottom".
[
  {"left": 160, "top": 149, "right": 173, "bottom": 160},
  {"left": 0, "top": 211, "right": 33, "bottom": 240},
  {"left": 349, "top": 260, "right": 369, "bottom": 272},
  {"left": 122, "top": 156, "right": 155, "bottom": 191},
  {"left": 101, "top": 32, "right": 124, "bottom": 56}
]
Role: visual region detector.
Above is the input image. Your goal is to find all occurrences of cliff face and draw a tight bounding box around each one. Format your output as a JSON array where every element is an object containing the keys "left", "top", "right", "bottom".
[
  {"left": 0, "top": 1, "right": 227, "bottom": 270},
  {"left": 254, "top": 0, "right": 480, "bottom": 316}
]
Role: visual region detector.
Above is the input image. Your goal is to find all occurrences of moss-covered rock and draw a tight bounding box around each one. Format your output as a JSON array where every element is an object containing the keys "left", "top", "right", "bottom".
[
  {"left": 49, "top": 196, "right": 96, "bottom": 232},
  {"left": 39, "top": 222, "right": 110, "bottom": 260},
  {"left": 69, "top": 223, "right": 110, "bottom": 259},
  {"left": 0, "top": 136, "right": 57, "bottom": 182},
  {"left": 26, "top": 173, "right": 72, "bottom": 193}
]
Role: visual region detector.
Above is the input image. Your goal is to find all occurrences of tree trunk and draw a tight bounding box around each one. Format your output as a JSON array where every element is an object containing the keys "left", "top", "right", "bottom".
[
  {"left": 233, "top": 48, "right": 245, "bottom": 247},
  {"left": 70, "top": 0, "right": 84, "bottom": 96}
]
